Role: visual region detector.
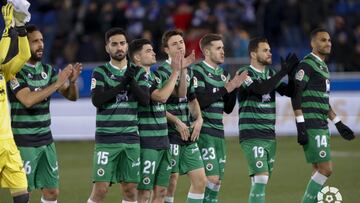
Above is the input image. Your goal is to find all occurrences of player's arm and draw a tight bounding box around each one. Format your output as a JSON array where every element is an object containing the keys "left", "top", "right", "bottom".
[
  {"left": 0, "top": 3, "right": 13, "bottom": 64},
  {"left": 328, "top": 106, "right": 354, "bottom": 140},
  {"left": 174, "top": 50, "right": 195, "bottom": 98},
  {"left": 91, "top": 66, "right": 133, "bottom": 108},
  {"left": 130, "top": 66, "right": 150, "bottom": 106},
  {"left": 151, "top": 64, "right": 180, "bottom": 103},
  {"left": 58, "top": 63, "right": 82, "bottom": 101},
  {"left": 189, "top": 98, "right": 203, "bottom": 141},
  {"left": 246, "top": 53, "right": 298, "bottom": 95},
  {"left": 291, "top": 62, "right": 314, "bottom": 145},
  {"left": 13, "top": 66, "right": 72, "bottom": 108},
  {"left": 166, "top": 111, "right": 190, "bottom": 141}
]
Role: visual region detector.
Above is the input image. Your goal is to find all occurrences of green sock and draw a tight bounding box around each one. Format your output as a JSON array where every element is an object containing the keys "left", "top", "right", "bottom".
[
  {"left": 186, "top": 193, "right": 204, "bottom": 203},
  {"left": 204, "top": 185, "right": 219, "bottom": 203},
  {"left": 249, "top": 183, "right": 266, "bottom": 203},
  {"left": 301, "top": 172, "right": 327, "bottom": 203}
]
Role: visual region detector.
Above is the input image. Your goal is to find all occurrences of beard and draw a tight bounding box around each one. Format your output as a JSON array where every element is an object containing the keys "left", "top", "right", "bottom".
[
  {"left": 30, "top": 49, "right": 43, "bottom": 62},
  {"left": 110, "top": 51, "right": 126, "bottom": 62},
  {"left": 257, "top": 56, "right": 271, "bottom": 66}
]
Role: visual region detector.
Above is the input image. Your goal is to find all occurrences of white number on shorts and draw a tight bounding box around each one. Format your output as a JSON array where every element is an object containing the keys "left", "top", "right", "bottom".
[
  {"left": 170, "top": 144, "right": 179, "bottom": 156},
  {"left": 143, "top": 160, "right": 156, "bottom": 174},
  {"left": 202, "top": 147, "right": 216, "bottom": 160},
  {"left": 97, "top": 151, "right": 109, "bottom": 165},
  {"left": 315, "top": 135, "right": 327, "bottom": 148},
  {"left": 252, "top": 146, "right": 264, "bottom": 158},
  {"left": 24, "top": 161, "right": 31, "bottom": 174}
]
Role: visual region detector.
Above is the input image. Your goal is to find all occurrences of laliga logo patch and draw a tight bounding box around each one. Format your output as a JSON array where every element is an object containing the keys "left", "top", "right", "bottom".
[
  {"left": 97, "top": 168, "right": 105, "bottom": 177},
  {"left": 221, "top": 74, "right": 227, "bottom": 81},
  {"left": 155, "top": 76, "right": 161, "bottom": 84},
  {"left": 143, "top": 177, "right": 151, "bottom": 185},
  {"left": 10, "top": 78, "right": 20, "bottom": 90},
  {"left": 244, "top": 76, "right": 253, "bottom": 86},
  {"left": 91, "top": 78, "right": 96, "bottom": 90},
  {"left": 256, "top": 161, "right": 263, "bottom": 168},
  {"left": 41, "top": 71, "right": 48, "bottom": 79},
  {"left": 295, "top": 69, "right": 305, "bottom": 81},
  {"left": 206, "top": 163, "right": 213, "bottom": 171},
  {"left": 317, "top": 186, "right": 342, "bottom": 203},
  {"left": 319, "top": 150, "right": 327, "bottom": 158},
  {"left": 193, "top": 76, "right": 198, "bottom": 88}
]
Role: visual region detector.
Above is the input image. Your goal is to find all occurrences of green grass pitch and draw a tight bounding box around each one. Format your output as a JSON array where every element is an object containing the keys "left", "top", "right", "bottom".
[{"left": 1, "top": 136, "right": 359, "bottom": 203}]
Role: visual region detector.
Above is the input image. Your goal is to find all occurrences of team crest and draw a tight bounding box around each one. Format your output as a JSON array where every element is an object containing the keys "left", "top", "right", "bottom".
[
  {"left": 171, "top": 159, "right": 177, "bottom": 167},
  {"left": 91, "top": 78, "right": 96, "bottom": 90},
  {"left": 319, "top": 150, "right": 327, "bottom": 158},
  {"left": 325, "top": 79, "right": 330, "bottom": 92},
  {"left": 206, "top": 163, "right": 213, "bottom": 171},
  {"left": 143, "top": 177, "right": 151, "bottom": 185},
  {"left": 10, "top": 78, "right": 20, "bottom": 90},
  {"left": 41, "top": 71, "right": 48, "bottom": 79},
  {"left": 295, "top": 69, "right": 305, "bottom": 81},
  {"left": 256, "top": 161, "right": 263, "bottom": 168},
  {"left": 221, "top": 74, "right": 226, "bottom": 81},
  {"left": 97, "top": 168, "right": 105, "bottom": 177}
]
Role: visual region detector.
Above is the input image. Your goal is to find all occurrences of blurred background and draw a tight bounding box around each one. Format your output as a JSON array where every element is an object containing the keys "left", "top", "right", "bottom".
[{"left": 1, "top": 0, "right": 360, "bottom": 138}]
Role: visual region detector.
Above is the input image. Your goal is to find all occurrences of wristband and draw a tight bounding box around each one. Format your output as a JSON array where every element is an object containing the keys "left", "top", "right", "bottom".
[
  {"left": 332, "top": 116, "right": 341, "bottom": 124},
  {"left": 296, "top": 115, "right": 305, "bottom": 123}
]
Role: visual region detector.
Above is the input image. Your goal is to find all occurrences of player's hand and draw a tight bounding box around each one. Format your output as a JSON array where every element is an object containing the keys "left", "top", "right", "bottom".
[
  {"left": 55, "top": 65, "right": 72, "bottom": 89},
  {"left": 190, "top": 117, "right": 203, "bottom": 141},
  {"left": 335, "top": 121, "right": 355, "bottom": 140},
  {"left": 1, "top": 3, "right": 13, "bottom": 37},
  {"left": 233, "top": 71, "right": 248, "bottom": 88},
  {"left": 281, "top": 53, "right": 299, "bottom": 74},
  {"left": 170, "top": 51, "right": 182, "bottom": 72},
  {"left": 182, "top": 50, "right": 195, "bottom": 69},
  {"left": 69, "top": 62, "right": 82, "bottom": 83},
  {"left": 296, "top": 121, "right": 308, "bottom": 145},
  {"left": 124, "top": 65, "right": 137, "bottom": 83},
  {"left": 175, "top": 119, "right": 190, "bottom": 141}
]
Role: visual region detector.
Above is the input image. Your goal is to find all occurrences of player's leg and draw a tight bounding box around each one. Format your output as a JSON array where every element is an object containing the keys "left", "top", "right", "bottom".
[
  {"left": 0, "top": 140, "right": 30, "bottom": 203},
  {"left": 88, "top": 182, "right": 111, "bottom": 203},
  {"left": 165, "top": 144, "right": 180, "bottom": 203},
  {"left": 182, "top": 143, "right": 207, "bottom": 203},
  {"left": 241, "top": 139, "right": 275, "bottom": 203},
  {"left": 120, "top": 144, "right": 141, "bottom": 202},
  {"left": 152, "top": 149, "right": 172, "bottom": 203},
  {"left": 40, "top": 143, "right": 60, "bottom": 203},
  {"left": 165, "top": 173, "right": 178, "bottom": 203},
  {"left": 87, "top": 143, "right": 120, "bottom": 202},
  {"left": 137, "top": 149, "right": 163, "bottom": 203},
  {"left": 301, "top": 129, "right": 331, "bottom": 203},
  {"left": 198, "top": 135, "right": 225, "bottom": 203}
]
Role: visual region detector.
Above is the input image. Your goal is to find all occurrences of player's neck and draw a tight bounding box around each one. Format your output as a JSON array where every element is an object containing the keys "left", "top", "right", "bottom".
[
  {"left": 27, "top": 59, "right": 38, "bottom": 66},
  {"left": 311, "top": 51, "right": 326, "bottom": 62},
  {"left": 250, "top": 60, "right": 266, "bottom": 72},
  {"left": 204, "top": 59, "right": 218, "bottom": 69},
  {"left": 137, "top": 63, "right": 151, "bottom": 73},
  {"left": 110, "top": 58, "right": 127, "bottom": 69}
]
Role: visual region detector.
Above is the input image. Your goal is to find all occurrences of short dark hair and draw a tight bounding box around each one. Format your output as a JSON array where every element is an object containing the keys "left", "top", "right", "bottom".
[
  {"left": 128, "top": 38, "right": 152, "bottom": 62},
  {"left": 26, "top": 24, "right": 40, "bottom": 34},
  {"left": 310, "top": 28, "right": 329, "bottom": 40},
  {"left": 248, "top": 37, "right": 268, "bottom": 56},
  {"left": 105, "top": 27, "right": 128, "bottom": 44},
  {"left": 161, "top": 30, "right": 183, "bottom": 48},
  {"left": 199, "top": 33, "right": 223, "bottom": 51}
]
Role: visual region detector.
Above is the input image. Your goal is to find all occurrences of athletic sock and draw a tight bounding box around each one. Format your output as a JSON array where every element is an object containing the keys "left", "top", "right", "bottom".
[
  {"left": 301, "top": 171, "right": 328, "bottom": 203},
  {"left": 204, "top": 182, "right": 220, "bottom": 203},
  {"left": 186, "top": 192, "right": 204, "bottom": 203},
  {"left": 249, "top": 175, "right": 268, "bottom": 203}
]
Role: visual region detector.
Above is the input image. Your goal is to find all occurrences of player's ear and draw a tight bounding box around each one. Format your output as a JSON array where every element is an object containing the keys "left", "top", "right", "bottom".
[
  {"left": 134, "top": 53, "right": 141, "bottom": 63},
  {"left": 163, "top": 47, "right": 169, "bottom": 55},
  {"left": 105, "top": 44, "right": 109, "bottom": 54},
  {"left": 250, "top": 51, "right": 256, "bottom": 59}
]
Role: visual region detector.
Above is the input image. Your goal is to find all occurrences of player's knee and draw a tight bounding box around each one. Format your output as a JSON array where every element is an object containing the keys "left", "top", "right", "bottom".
[
  {"left": 122, "top": 183, "right": 137, "bottom": 200},
  {"left": 43, "top": 189, "right": 59, "bottom": 200},
  {"left": 154, "top": 187, "right": 167, "bottom": 199},
  {"left": 207, "top": 176, "right": 221, "bottom": 186},
  {"left": 193, "top": 175, "right": 207, "bottom": 190},
  {"left": 13, "top": 193, "right": 29, "bottom": 203},
  {"left": 318, "top": 168, "right": 332, "bottom": 177},
  {"left": 138, "top": 190, "right": 151, "bottom": 202},
  {"left": 94, "top": 186, "right": 108, "bottom": 199}
]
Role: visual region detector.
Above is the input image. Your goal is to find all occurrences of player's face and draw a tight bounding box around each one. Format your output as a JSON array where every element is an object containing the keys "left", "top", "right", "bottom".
[
  {"left": 106, "top": 34, "right": 128, "bottom": 62},
  {"left": 312, "top": 32, "right": 331, "bottom": 55},
  {"left": 28, "top": 31, "right": 44, "bottom": 62},
  {"left": 207, "top": 40, "right": 225, "bottom": 65},
  {"left": 138, "top": 44, "right": 156, "bottom": 67},
  {"left": 165, "top": 35, "right": 186, "bottom": 59},
  {"left": 255, "top": 42, "right": 272, "bottom": 65}
]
